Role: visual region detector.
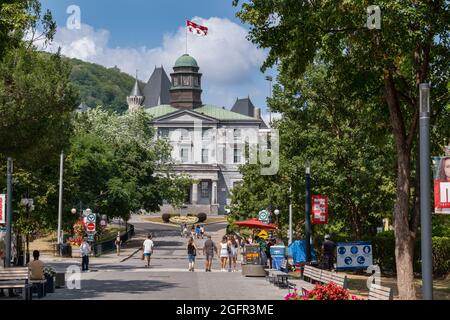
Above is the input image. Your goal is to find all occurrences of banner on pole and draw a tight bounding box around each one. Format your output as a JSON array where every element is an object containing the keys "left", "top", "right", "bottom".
[
  {"left": 433, "top": 156, "right": 450, "bottom": 214},
  {"left": 312, "top": 195, "right": 328, "bottom": 224},
  {"left": 0, "top": 194, "right": 5, "bottom": 224}
]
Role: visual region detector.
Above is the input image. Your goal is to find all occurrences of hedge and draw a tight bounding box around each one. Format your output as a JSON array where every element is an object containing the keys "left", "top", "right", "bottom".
[
  {"left": 162, "top": 213, "right": 180, "bottom": 223},
  {"left": 368, "top": 231, "right": 450, "bottom": 276}
]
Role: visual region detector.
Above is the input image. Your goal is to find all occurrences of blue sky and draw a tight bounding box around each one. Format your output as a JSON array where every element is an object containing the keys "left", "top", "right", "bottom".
[{"left": 40, "top": 0, "right": 277, "bottom": 121}]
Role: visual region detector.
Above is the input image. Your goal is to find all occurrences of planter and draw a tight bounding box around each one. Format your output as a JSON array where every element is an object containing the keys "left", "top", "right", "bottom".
[{"left": 45, "top": 276, "right": 55, "bottom": 293}]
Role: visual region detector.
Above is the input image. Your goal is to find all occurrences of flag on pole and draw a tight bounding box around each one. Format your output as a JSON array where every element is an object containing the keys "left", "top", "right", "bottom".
[{"left": 187, "top": 20, "right": 208, "bottom": 36}]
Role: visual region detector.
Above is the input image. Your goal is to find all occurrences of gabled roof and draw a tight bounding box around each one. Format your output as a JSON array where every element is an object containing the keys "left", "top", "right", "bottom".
[
  {"left": 231, "top": 97, "right": 256, "bottom": 117},
  {"left": 142, "top": 67, "right": 171, "bottom": 108}
]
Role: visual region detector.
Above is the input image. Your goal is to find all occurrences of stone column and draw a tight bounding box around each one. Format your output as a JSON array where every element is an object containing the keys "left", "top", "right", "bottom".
[
  {"left": 212, "top": 181, "right": 218, "bottom": 205},
  {"left": 192, "top": 183, "right": 198, "bottom": 205}
]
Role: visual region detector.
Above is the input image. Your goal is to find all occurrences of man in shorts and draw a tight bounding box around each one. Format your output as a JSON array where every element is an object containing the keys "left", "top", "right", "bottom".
[{"left": 202, "top": 235, "right": 218, "bottom": 272}]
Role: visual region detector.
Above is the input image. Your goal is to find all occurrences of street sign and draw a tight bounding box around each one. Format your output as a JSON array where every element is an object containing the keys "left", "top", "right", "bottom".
[
  {"left": 258, "top": 230, "right": 268, "bottom": 239},
  {"left": 258, "top": 210, "right": 270, "bottom": 224},
  {"left": 87, "top": 234, "right": 95, "bottom": 242},
  {"left": 87, "top": 213, "right": 96, "bottom": 223},
  {"left": 0, "top": 194, "right": 5, "bottom": 224},
  {"left": 86, "top": 223, "right": 96, "bottom": 232},
  {"left": 336, "top": 241, "right": 373, "bottom": 271}
]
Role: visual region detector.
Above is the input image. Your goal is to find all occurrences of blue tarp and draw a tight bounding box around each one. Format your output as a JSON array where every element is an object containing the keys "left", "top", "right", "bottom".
[{"left": 288, "top": 240, "right": 317, "bottom": 264}]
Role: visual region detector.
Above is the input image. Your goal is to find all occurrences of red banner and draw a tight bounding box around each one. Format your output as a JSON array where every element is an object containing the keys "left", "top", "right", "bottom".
[
  {"left": 433, "top": 156, "right": 450, "bottom": 214},
  {"left": 0, "top": 194, "right": 5, "bottom": 224},
  {"left": 312, "top": 195, "right": 328, "bottom": 224}
]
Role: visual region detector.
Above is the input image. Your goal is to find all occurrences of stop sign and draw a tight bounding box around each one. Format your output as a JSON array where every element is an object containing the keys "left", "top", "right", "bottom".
[{"left": 86, "top": 223, "right": 95, "bottom": 232}]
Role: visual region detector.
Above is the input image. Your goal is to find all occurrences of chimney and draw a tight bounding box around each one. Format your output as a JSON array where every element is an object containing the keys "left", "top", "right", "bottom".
[{"left": 254, "top": 107, "right": 261, "bottom": 119}]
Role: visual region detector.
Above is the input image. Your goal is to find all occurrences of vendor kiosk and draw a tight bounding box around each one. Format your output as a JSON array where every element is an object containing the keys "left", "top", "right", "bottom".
[{"left": 241, "top": 244, "right": 266, "bottom": 277}]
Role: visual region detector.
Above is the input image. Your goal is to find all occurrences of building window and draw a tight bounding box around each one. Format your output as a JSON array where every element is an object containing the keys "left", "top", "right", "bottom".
[
  {"left": 173, "top": 77, "right": 179, "bottom": 86},
  {"left": 201, "top": 181, "right": 209, "bottom": 198},
  {"left": 202, "top": 149, "right": 208, "bottom": 163},
  {"left": 181, "top": 129, "right": 190, "bottom": 141},
  {"left": 159, "top": 128, "right": 169, "bottom": 138},
  {"left": 234, "top": 145, "right": 241, "bottom": 163},
  {"left": 233, "top": 129, "right": 241, "bottom": 138},
  {"left": 194, "top": 77, "right": 199, "bottom": 87},
  {"left": 180, "top": 148, "right": 188, "bottom": 163},
  {"left": 183, "top": 76, "right": 190, "bottom": 86}
]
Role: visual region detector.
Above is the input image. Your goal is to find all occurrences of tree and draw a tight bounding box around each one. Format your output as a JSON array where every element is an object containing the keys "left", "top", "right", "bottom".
[
  {"left": 233, "top": 0, "right": 449, "bottom": 299},
  {"left": 65, "top": 108, "right": 192, "bottom": 222}
]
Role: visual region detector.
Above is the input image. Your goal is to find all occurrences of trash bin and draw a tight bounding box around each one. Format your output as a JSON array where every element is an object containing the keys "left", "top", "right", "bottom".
[{"left": 60, "top": 244, "right": 72, "bottom": 257}]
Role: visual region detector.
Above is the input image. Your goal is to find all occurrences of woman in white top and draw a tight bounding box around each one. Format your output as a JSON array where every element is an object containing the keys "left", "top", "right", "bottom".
[{"left": 219, "top": 236, "right": 229, "bottom": 272}]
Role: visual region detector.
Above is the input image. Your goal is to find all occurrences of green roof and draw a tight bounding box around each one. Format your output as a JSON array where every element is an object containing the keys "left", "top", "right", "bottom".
[
  {"left": 174, "top": 54, "right": 198, "bottom": 68},
  {"left": 145, "top": 105, "right": 177, "bottom": 118},
  {"left": 147, "top": 104, "right": 258, "bottom": 121},
  {"left": 195, "top": 105, "right": 257, "bottom": 121}
]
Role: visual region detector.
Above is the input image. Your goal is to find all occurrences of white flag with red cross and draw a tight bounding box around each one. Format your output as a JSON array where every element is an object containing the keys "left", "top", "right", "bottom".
[{"left": 187, "top": 20, "right": 208, "bottom": 36}]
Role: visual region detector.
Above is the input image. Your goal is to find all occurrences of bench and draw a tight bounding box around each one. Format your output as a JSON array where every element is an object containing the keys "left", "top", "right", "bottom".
[
  {"left": 293, "top": 265, "right": 348, "bottom": 294},
  {"left": 0, "top": 268, "right": 32, "bottom": 300},
  {"left": 29, "top": 278, "right": 47, "bottom": 298},
  {"left": 368, "top": 283, "right": 393, "bottom": 300}
]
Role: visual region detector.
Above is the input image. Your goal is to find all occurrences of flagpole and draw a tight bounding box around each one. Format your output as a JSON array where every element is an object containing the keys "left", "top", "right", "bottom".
[{"left": 185, "top": 19, "right": 188, "bottom": 54}]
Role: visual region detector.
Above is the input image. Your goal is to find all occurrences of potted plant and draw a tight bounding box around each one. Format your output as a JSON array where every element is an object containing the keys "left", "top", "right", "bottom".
[{"left": 43, "top": 266, "right": 56, "bottom": 293}]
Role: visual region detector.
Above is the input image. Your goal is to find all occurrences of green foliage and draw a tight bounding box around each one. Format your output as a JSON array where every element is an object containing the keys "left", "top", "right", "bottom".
[
  {"left": 67, "top": 58, "right": 138, "bottom": 113},
  {"left": 65, "top": 108, "right": 191, "bottom": 222},
  {"left": 431, "top": 237, "right": 450, "bottom": 276}
]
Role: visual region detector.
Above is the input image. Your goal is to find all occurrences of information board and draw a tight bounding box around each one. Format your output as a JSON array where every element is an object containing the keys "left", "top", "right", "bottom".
[{"left": 336, "top": 241, "right": 373, "bottom": 271}]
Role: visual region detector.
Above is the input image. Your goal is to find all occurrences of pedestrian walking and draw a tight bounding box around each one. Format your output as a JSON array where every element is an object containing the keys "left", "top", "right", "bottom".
[
  {"left": 80, "top": 237, "right": 91, "bottom": 272},
  {"left": 219, "top": 236, "right": 230, "bottom": 272},
  {"left": 115, "top": 232, "right": 122, "bottom": 256},
  {"left": 187, "top": 237, "right": 197, "bottom": 271},
  {"left": 200, "top": 225, "right": 205, "bottom": 239},
  {"left": 203, "top": 235, "right": 218, "bottom": 272},
  {"left": 142, "top": 234, "right": 154, "bottom": 268},
  {"left": 195, "top": 225, "right": 201, "bottom": 239},
  {"left": 228, "top": 235, "right": 239, "bottom": 272},
  {"left": 322, "top": 234, "right": 336, "bottom": 271},
  {"left": 190, "top": 225, "right": 196, "bottom": 239}
]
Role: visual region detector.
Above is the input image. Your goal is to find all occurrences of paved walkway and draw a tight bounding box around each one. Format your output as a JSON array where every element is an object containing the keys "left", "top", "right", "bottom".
[{"left": 27, "top": 217, "right": 287, "bottom": 300}]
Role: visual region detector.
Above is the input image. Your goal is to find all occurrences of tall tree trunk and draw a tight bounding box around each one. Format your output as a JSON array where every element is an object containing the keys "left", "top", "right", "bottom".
[{"left": 384, "top": 71, "right": 417, "bottom": 299}]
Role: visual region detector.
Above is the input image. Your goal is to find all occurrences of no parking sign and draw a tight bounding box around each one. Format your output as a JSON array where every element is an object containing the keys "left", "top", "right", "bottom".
[{"left": 336, "top": 241, "right": 373, "bottom": 271}]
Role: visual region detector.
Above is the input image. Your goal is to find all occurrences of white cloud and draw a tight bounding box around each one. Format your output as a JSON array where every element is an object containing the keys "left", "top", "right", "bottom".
[{"left": 42, "top": 18, "right": 266, "bottom": 92}]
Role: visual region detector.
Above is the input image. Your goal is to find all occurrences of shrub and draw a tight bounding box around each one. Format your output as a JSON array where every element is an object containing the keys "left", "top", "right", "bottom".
[
  {"left": 284, "top": 283, "right": 363, "bottom": 300},
  {"left": 431, "top": 237, "right": 450, "bottom": 276},
  {"left": 197, "top": 213, "right": 207, "bottom": 223},
  {"left": 162, "top": 213, "right": 172, "bottom": 223}
]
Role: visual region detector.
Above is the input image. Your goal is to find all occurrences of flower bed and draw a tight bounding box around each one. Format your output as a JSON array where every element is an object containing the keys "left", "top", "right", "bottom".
[{"left": 284, "top": 282, "right": 366, "bottom": 300}]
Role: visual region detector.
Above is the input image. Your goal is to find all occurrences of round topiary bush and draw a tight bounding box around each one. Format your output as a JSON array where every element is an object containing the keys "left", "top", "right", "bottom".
[
  {"left": 197, "top": 213, "right": 207, "bottom": 223},
  {"left": 162, "top": 213, "right": 171, "bottom": 223}
]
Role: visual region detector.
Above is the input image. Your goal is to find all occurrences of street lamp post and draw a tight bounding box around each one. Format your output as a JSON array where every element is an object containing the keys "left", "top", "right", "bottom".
[
  {"left": 265, "top": 75, "right": 273, "bottom": 126},
  {"left": 274, "top": 209, "right": 280, "bottom": 239},
  {"left": 305, "top": 161, "right": 312, "bottom": 262},
  {"left": 419, "top": 83, "right": 433, "bottom": 300},
  {"left": 5, "top": 158, "right": 13, "bottom": 268}
]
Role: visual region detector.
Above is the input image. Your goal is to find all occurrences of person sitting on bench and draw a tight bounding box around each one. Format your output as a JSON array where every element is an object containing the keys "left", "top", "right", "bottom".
[{"left": 28, "top": 250, "right": 45, "bottom": 280}]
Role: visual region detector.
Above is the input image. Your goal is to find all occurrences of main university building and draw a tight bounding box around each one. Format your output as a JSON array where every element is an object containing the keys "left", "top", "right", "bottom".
[{"left": 126, "top": 54, "right": 269, "bottom": 215}]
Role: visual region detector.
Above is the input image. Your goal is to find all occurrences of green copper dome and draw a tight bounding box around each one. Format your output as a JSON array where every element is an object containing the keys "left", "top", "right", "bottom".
[{"left": 174, "top": 54, "right": 198, "bottom": 68}]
